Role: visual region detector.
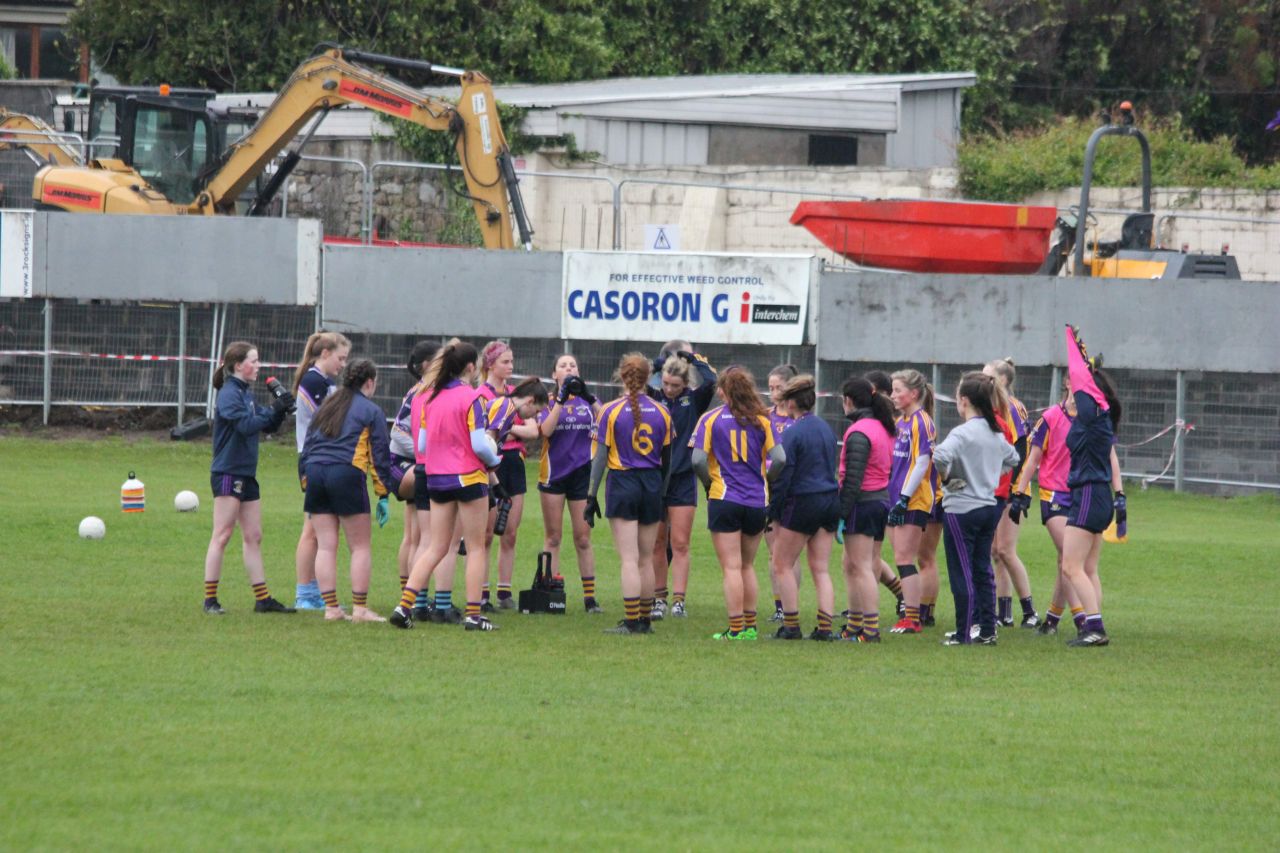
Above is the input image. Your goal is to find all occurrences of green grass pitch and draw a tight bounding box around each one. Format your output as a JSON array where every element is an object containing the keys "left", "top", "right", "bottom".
[{"left": 1, "top": 434, "right": 1277, "bottom": 849}]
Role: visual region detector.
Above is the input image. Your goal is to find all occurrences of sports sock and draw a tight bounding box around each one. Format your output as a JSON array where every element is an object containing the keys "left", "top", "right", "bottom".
[
  {"left": 321, "top": 589, "right": 340, "bottom": 608},
  {"left": 353, "top": 590, "right": 367, "bottom": 608},
  {"left": 639, "top": 597, "right": 654, "bottom": 621},
  {"left": 414, "top": 588, "right": 431, "bottom": 609},
  {"left": 399, "top": 586, "right": 418, "bottom": 610},
  {"left": 582, "top": 576, "right": 596, "bottom": 601},
  {"left": 783, "top": 611, "right": 800, "bottom": 629},
  {"left": 497, "top": 582, "right": 512, "bottom": 601},
  {"left": 435, "top": 590, "right": 452, "bottom": 612},
  {"left": 920, "top": 603, "right": 933, "bottom": 623},
  {"left": 1085, "top": 613, "right": 1105, "bottom": 634},
  {"left": 656, "top": 586, "right": 669, "bottom": 603},
  {"left": 673, "top": 591, "right": 686, "bottom": 605},
  {"left": 251, "top": 582, "right": 270, "bottom": 601},
  {"left": 1045, "top": 604, "right": 1063, "bottom": 627},
  {"left": 1070, "top": 605, "right": 1086, "bottom": 629},
  {"left": 744, "top": 610, "right": 757, "bottom": 629},
  {"left": 481, "top": 583, "right": 491, "bottom": 604},
  {"left": 998, "top": 596, "right": 1013, "bottom": 622},
  {"left": 204, "top": 580, "right": 219, "bottom": 602},
  {"left": 773, "top": 598, "right": 783, "bottom": 613},
  {"left": 1020, "top": 595, "right": 1035, "bottom": 617},
  {"left": 624, "top": 597, "right": 640, "bottom": 621},
  {"left": 817, "top": 610, "right": 832, "bottom": 632},
  {"left": 729, "top": 613, "right": 745, "bottom": 634},
  {"left": 399, "top": 575, "right": 408, "bottom": 591},
  {"left": 863, "top": 612, "right": 880, "bottom": 638},
  {"left": 845, "top": 611, "right": 864, "bottom": 634},
  {"left": 904, "top": 605, "right": 920, "bottom": 624},
  {"left": 465, "top": 601, "right": 481, "bottom": 617},
  {"left": 884, "top": 576, "right": 903, "bottom": 598}
]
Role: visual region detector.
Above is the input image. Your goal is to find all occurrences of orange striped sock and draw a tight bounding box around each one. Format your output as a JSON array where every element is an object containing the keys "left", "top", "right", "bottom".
[
  {"left": 905, "top": 605, "right": 920, "bottom": 624},
  {"left": 817, "top": 610, "right": 832, "bottom": 631},
  {"left": 582, "top": 577, "right": 596, "bottom": 599},
  {"left": 623, "top": 597, "right": 640, "bottom": 621},
  {"left": 321, "top": 589, "right": 339, "bottom": 608},
  {"left": 465, "top": 601, "right": 481, "bottom": 617},
  {"left": 399, "top": 575, "right": 408, "bottom": 591},
  {"left": 203, "top": 580, "right": 218, "bottom": 601},
  {"left": 744, "top": 610, "right": 757, "bottom": 629},
  {"left": 885, "top": 576, "right": 903, "bottom": 597},
  {"left": 639, "top": 597, "right": 654, "bottom": 620},
  {"left": 864, "top": 612, "right": 880, "bottom": 637},
  {"left": 729, "top": 613, "right": 745, "bottom": 633},
  {"left": 352, "top": 590, "right": 367, "bottom": 608},
  {"left": 783, "top": 611, "right": 800, "bottom": 629},
  {"left": 845, "top": 610, "right": 864, "bottom": 633},
  {"left": 251, "top": 582, "right": 270, "bottom": 601},
  {"left": 673, "top": 591, "right": 686, "bottom": 605}
]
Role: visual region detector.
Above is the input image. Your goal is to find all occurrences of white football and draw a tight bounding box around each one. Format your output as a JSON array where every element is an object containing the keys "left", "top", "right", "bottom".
[
  {"left": 174, "top": 490, "right": 200, "bottom": 512},
  {"left": 79, "top": 516, "right": 106, "bottom": 540}
]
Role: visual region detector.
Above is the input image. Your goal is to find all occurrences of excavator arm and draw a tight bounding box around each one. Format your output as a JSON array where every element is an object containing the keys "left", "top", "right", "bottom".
[
  {"left": 197, "top": 47, "right": 532, "bottom": 249},
  {"left": 0, "top": 108, "right": 81, "bottom": 167}
]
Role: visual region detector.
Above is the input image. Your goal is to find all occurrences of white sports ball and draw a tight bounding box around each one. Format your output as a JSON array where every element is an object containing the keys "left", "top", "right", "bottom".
[
  {"left": 174, "top": 490, "right": 200, "bottom": 512},
  {"left": 79, "top": 516, "right": 106, "bottom": 540}
]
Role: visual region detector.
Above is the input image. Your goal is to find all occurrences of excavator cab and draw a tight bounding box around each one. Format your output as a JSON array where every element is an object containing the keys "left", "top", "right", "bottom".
[{"left": 87, "top": 86, "right": 218, "bottom": 204}]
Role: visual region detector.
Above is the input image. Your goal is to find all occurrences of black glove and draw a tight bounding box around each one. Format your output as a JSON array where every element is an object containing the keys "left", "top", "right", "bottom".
[
  {"left": 583, "top": 495, "right": 602, "bottom": 528},
  {"left": 676, "top": 350, "right": 696, "bottom": 363},
  {"left": 271, "top": 391, "right": 295, "bottom": 416},
  {"left": 1008, "top": 492, "right": 1032, "bottom": 525},
  {"left": 1113, "top": 491, "right": 1126, "bottom": 526},
  {"left": 886, "top": 495, "right": 910, "bottom": 527},
  {"left": 576, "top": 380, "right": 597, "bottom": 406},
  {"left": 491, "top": 480, "right": 510, "bottom": 503},
  {"left": 556, "top": 377, "right": 574, "bottom": 406}
]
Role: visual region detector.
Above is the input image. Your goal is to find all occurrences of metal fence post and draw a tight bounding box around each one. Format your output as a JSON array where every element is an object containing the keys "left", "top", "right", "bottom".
[
  {"left": 1174, "top": 370, "right": 1186, "bottom": 493},
  {"left": 1049, "top": 366, "right": 1061, "bottom": 406},
  {"left": 42, "top": 298, "right": 53, "bottom": 425},
  {"left": 177, "top": 301, "right": 187, "bottom": 427},
  {"left": 931, "top": 364, "right": 941, "bottom": 396}
]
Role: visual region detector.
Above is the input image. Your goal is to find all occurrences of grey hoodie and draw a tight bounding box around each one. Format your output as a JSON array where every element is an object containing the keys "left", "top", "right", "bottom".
[{"left": 931, "top": 417, "right": 1019, "bottom": 515}]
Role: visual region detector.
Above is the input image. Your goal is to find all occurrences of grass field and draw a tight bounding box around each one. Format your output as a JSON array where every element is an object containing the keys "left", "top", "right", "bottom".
[{"left": 2, "top": 433, "right": 1278, "bottom": 850}]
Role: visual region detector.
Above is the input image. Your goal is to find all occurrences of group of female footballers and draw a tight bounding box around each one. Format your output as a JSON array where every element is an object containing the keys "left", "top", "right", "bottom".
[{"left": 200, "top": 324, "right": 1124, "bottom": 647}]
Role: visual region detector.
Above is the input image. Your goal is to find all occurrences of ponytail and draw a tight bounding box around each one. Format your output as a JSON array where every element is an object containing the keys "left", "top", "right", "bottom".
[
  {"left": 213, "top": 341, "right": 254, "bottom": 391},
  {"left": 956, "top": 371, "right": 1000, "bottom": 433},
  {"left": 291, "top": 331, "right": 350, "bottom": 393},
  {"left": 312, "top": 359, "right": 378, "bottom": 437},
  {"left": 617, "top": 353, "right": 650, "bottom": 427},
  {"left": 407, "top": 340, "right": 437, "bottom": 380},
  {"left": 842, "top": 376, "right": 895, "bottom": 436},
  {"left": 428, "top": 339, "right": 478, "bottom": 401}
]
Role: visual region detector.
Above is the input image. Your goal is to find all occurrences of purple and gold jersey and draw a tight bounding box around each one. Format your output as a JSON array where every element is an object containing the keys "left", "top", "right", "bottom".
[
  {"left": 594, "top": 396, "right": 672, "bottom": 470},
  {"left": 888, "top": 408, "right": 936, "bottom": 511},
  {"left": 767, "top": 407, "right": 793, "bottom": 440},
  {"left": 486, "top": 396, "right": 521, "bottom": 447},
  {"left": 1009, "top": 395, "right": 1031, "bottom": 439},
  {"left": 538, "top": 395, "right": 595, "bottom": 484},
  {"left": 692, "top": 405, "right": 775, "bottom": 507}
]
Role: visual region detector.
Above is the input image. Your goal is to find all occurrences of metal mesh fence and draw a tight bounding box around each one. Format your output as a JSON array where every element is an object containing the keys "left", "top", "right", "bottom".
[{"left": 2, "top": 297, "right": 1277, "bottom": 492}]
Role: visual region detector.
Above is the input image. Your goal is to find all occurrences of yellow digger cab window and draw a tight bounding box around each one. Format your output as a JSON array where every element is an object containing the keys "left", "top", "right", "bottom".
[{"left": 131, "top": 105, "right": 212, "bottom": 205}]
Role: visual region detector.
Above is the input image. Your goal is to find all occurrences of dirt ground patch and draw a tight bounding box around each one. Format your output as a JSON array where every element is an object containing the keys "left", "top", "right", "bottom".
[{"left": 1, "top": 405, "right": 183, "bottom": 441}]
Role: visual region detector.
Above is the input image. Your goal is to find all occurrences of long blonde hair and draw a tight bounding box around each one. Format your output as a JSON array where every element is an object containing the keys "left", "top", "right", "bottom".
[
  {"left": 292, "top": 330, "right": 350, "bottom": 393},
  {"left": 891, "top": 368, "right": 934, "bottom": 420}
]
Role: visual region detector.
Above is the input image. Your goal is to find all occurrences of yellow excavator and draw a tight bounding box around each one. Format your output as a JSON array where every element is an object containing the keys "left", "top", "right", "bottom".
[
  {"left": 0, "top": 107, "right": 82, "bottom": 166},
  {"left": 29, "top": 45, "right": 534, "bottom": 249}
]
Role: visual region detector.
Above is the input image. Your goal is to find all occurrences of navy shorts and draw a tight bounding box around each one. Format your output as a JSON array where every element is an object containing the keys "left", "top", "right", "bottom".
[
  {"left": 930, "top": 500, "right": 944, "bottom": 523},
  {"left": 432, "top": 483, "right": 488, "bottom": 505},
  {"left": 776, "top": 490, "right": 841, "bottom": 536},
  {"left": 304, "top": 464, "right": 370, "bottom": 516},
  {"left": 539, "top": 462, "right": 590, "bottom": 501},
  {"left": 707, "top": 499, "right": 766, "bottom": 535},
  {"left": 412, "top": 464, "right": 431, "bottom": 509},
  {"left": 1040, "top": 495, "right": 1072, "bottom": 524},
  {"left": 605, "top": 468, "right": 663, "bottom": 524},
  {"left": 845, "top": 499, "right": 889, "bottom": 541},
  {"left": 888, "top": 508, "right": 931, "bottom": 530},
  {"left": 497, "top": 449, "right": 527, "bottom": 496},
  {"left": 211, "top": 472, "right": 259, "bottom": 502},
  {"left": 389, "top": 455, "right": 414, "bottom": 503},
  {"left": 1067, "top": 481, "right": 1113, "bottom": 534},
  {"left": 664, "top": 470, "right": 698, "bottom": 508}
]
